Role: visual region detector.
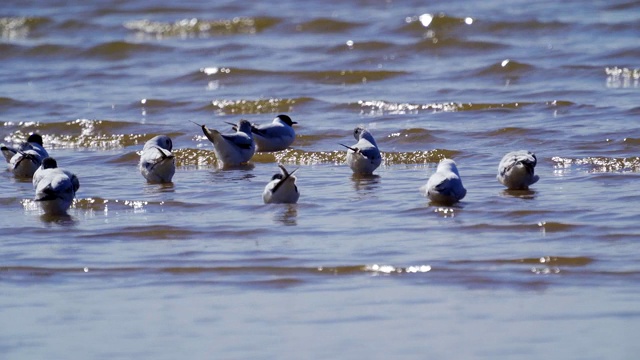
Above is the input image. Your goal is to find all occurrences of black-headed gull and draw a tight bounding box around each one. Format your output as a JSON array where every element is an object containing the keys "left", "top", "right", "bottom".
[
  {"left": 193, "top": 119, "right": 255, "bottom": 167},
  {"left": 1, "top": 133, "right": 49, "bottom": 178},
  {"left": 339, "top": 126, "right": 382, "bottom": 175},
  {"left": 421, "top": 159, "right": 466, "bottom": 205},
  {"left": 229, "top": 114, "right": 296, "bottom": 152},
  {"left": 497, "top": 150, "right": 539, "bottom": 190},
  {"left": 139, "top": 135, "right": 175, "bottom": 183},
  {"left": 263, "top": 164, "right": 300, "bottom": 204},
  {"left": 32, "top": 157, "right": 79, "bottom": 215}
]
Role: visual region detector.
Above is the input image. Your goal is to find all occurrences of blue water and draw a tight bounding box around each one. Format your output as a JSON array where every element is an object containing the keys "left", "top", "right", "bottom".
[{"left": 1, "top": 0, "right": 639, "bottom": 359}]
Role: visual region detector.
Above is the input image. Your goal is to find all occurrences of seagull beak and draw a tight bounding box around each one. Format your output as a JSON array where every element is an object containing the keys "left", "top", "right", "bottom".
[{"left": 339, "top": 143, "right": 358, "bottom": 152}]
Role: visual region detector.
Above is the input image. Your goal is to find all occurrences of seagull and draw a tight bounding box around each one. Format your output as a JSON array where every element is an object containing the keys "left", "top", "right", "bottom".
[
  {"left": 32, "top": 157, "right": 80, "bottom": 215},
  {"left": 497, "top": 150, "right": 539, "bottom": 190},
  {"left": 339, "top": 126, "right": 382, "bottom": 175},
  {"left": 263, "top": 164, "right": 300, "bottom": 204},
  {"left": 228, "top": 114, "right": 297, "bottom": 152},
  {"left": 1, "top": 133, "right": 49, "bottom": 178},
  {"left": 192, "top": 119, "right": 255, "bottom": 167},
  {"left": 421, "top": 159, "right": 466, "bottom": 205},
  {"left": 139, "top": 135, "right": 175, "bottom": 183}
]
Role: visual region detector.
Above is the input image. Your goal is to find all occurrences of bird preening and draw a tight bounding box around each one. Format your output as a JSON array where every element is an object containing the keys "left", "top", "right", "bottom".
[
  {"left": 340, "top": 125, "right": 382, "bottom": 176},
  {"left": 32, "top": 157, "right": 80, "bottom": 216},
  {"left": 192, "top": 119, "right": 256, "bottom": 167},
  {"left": 263, "top": 164, "right": 300, "bottom": 204},
  {"left": 227, "top": 114, "right": 297, "bottom": 152},
  {"left": 497, "top": 150, "right": 539, "bottom": 190},
  {"left": 139, "top": 135, "right": 176, "bottom": 183},
  {"left": 421, "top": 159, "right": 467, "bottom": 206},
  {"left": 5, "top": 120, "right": 543, "bottom": 218},
  {"left": 1, "top": 133, "right": 49, "bottom": 178}
]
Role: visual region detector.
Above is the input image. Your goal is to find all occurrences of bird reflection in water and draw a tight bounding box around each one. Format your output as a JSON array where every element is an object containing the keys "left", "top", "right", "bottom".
[
  {"left": 40, "top": 213, "right": 76, "bottom": 226},
  {"left": 272, "top": 203, "right": 298, "bottom": 226},
  {"left": 144, "top": 182, "right": 175, "bottom": 195},
  {"left": 350, "top": 173, "right": 380, "bottom": 193},
  {"left": 501, "top": 188, "right": 536, "bottom": 200}
]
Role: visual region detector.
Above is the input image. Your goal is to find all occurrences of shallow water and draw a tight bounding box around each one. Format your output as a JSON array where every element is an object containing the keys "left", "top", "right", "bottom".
[{"left": 1, "top": 0, "right": 639, "bottom": 359}]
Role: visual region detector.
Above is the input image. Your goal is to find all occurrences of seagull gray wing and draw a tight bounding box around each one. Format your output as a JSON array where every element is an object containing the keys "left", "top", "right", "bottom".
[{"left": 221, "top": 133, "right": 253, "bottom": 150}]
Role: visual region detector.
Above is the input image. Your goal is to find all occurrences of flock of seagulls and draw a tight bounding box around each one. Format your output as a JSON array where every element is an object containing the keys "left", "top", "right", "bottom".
[{"left": 1, "top": 113, "right": 540, "bottom": 215}]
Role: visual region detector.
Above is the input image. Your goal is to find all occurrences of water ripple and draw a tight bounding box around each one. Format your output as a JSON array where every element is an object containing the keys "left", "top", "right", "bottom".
[
  {"left": 124, "top": 17, "right": 280, "bottom": 38},
  {"left": 553, "top": 156, "right": 640, "bottom": 172}
]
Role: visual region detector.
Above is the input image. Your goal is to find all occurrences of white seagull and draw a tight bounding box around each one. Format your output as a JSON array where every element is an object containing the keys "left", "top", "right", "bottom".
[
  {"left": 1, "top": 133, "right": 49, "bottom": 178},
  {"left": 263, "top": 164, "right": 300, "bottom": 204},
  {"left": 421, "top": 159, "right": 466, "bottom": 205},
  {"left": 339, "top": 126, "right": 382, "bottom": 175},
  {"left": 139, "top": 135, "right": 176, "bottom": 183},
  {"left": 193, "top": 119, "right": 255, "bottom": 167},
  {"left": 32, "top": 157, "right": 80, "bottom": 215},
  {"left": 229, "top": 114, "right": 297, "bottom": 152},
  {"left": 497, "top": 150, "right": 539, "bottom": 190}
]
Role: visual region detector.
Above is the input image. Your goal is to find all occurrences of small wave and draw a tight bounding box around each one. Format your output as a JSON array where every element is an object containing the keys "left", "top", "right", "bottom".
[
  {"left": 205, "top": 97, "right": 314, "bottom": 115},
  {"left": 402, "top": 13, "right": 474, "bottom": 33},
  {"left": 465, "top": 221, "right": 578, "bottom": 232},
  {"left": 354, "top": 100, "right": 462, "bottom": 115},
  {"left": 74, "top": 197, "right": 161, "bottom": 212},
  {"left": 452, "top": 256, "right": 594, "bottom": 267},
  {"left": 138, "top": 98, "right": 191, "bottom": 109},
  {"left": 293, "top": 69, "right": 406, "bottom": 84},
  {"left": 3, "top": 119, "right": 146, "bottom": 149},
  {"left": 176, "top": 147, "right": 454, "bottom": 167},
  {"left": 474, "top": 59, "right": 536, "bottom": 76},
  {"left": 622, "top": 137, "right": 640, "bottom": 145},
  {"left": 295, "top": 18, "right": 362, "bottom": 33},
  {"left": 384, "top": 128, "right": 437, "bottom": 144},
  {"left": 188, "top": 67, "right": 406, "bottom": 85},
  {"left": 173, "top": 148, "right": 217, "bottom": 167},
  {"left": 0, "top": 16, "right": 50, "bottom": 39},
  {"left": 354, "top": 99, "right": 570, "bottom": 115},
  {"left": 124, "top": 17, "right": 279, "bottom": 38},
  {"left": 605, "top": 66, "right": 640, "bottom": 89},
  {"left": 483, "top": 19, "right": 570, "bottom": 34},
  {"left": 328, "top": 40, "right": 397, "bottom": 53},
  {"left": 0, "top": 97, "right": 28, "bottom": 108},
  {"left": 412, "top": 37, "right": 506, "bottom": 53},
  {"left": 0, "top": 43, "right": 22, "bottom": 59},
  {"left": 277, "top": 148, "right": 455, "bottom": 165},
  {"left": 24, "top": 43, "right": 80, "bottom": 58},
  {"left": 605, "top": 1, "right": 640, "bottom": 11},
  {"left": 382, "top": 150, "right": 457, "bottom": 164},
  {"left": 83, "top": 41, "right": 169, "bottom": 60},
  {"left": 552, "top": 156, "right": 640, "bottom": 172}
]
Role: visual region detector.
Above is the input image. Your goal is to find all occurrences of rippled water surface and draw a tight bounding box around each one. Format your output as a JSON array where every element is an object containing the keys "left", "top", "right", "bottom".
[{"left": 1, "top": 0, "right": 639, "bottom": 359}]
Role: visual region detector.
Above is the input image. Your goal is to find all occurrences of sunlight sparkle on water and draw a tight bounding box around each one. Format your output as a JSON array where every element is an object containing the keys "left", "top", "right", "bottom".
[
  {"left": 418, "top": 14, "right": 433, "bottom": 27},
  {"left": 367, "top": 264, "right": 432, "bottom": 274},
  {"left": 201, "top": 67, "right": 230, "bottom": 75}
]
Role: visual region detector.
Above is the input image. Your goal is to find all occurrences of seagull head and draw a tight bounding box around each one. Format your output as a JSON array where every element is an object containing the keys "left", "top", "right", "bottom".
[
  {"left": 152, "top": 135, "right": 173, "bottom": 151},
  {"left": 237, "top": 119, "right": 253, "bottom": 134},
  {"left": 276, "top": 114, "right": 297, "bottom": 127},
  {"left": 27, "top": 133, "right": 44, "bottom": 146},
  {"left": 42, "top": 157, "right": 58, "bottom": 169}
]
